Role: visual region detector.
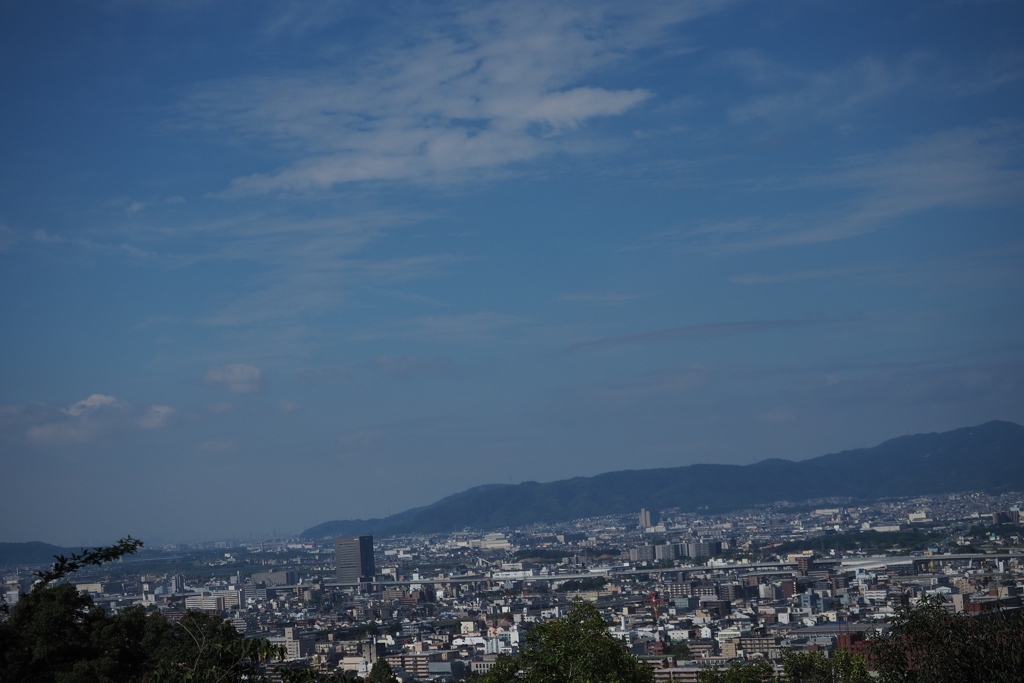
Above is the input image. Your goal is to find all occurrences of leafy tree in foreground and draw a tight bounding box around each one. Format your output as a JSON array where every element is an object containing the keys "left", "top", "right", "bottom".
[
  {"left": 780, "top": 649, "right": 870, "bottom": 683},
  {"left": 869, "top": 596, "right": 1024, "bottom": 683},
  {"left": 0, "top": 537, "right": 283, "bottom": 683},
  {"left": 279, "top": 668, "right": 363, "bottom": 683},
  {"left": 698, "top": 596, "right": 1024, "bottom": 683},
  {"left": 696, "top": 648, "right": 870, "bottom": 683},
  {"left": 696, "top": 660, "right": 775, "bottom": 683},
  {"left": 31, "top": 536, "right": 144, "bottom": 592},
  {"left": 481, "top": 601, "right": 653, "bottom": 683},
  {"left": 366, "top": 658, "right": 398, "bottom": 683}
]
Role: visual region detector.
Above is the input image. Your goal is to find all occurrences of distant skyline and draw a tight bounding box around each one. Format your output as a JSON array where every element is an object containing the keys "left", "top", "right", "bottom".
[{"left": 1, "top": 0, "right": 1022, "bottom": 546}]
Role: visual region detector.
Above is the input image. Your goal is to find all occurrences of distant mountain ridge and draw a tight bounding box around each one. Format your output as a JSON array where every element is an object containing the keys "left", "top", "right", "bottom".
[
  {"left": 301, "top": 421, "right": 1024, "bottom": 538},
  {"left": 0, "top": 542, "right": 84, "bottom": 569}
]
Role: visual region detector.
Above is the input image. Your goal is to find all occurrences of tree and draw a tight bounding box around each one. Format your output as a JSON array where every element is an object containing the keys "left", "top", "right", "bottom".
[
  {"left": 366, "top": 658, "right": 398, "bottom": 683},
  {"left": 781, "top": 649, "right": 870, "bottom": 683},
  {"left": 869, "top": 596, "right": 1024, "bottom": 683},
  {"left": 277, "top": 666, "right": 363, "bottom": 682},
  {"left": 154, "top": 610, "right": 283, "bottom": 682},
  {"left": 0, "top": 537, "right": 283, "bottom": 683},
  {"left": 670, "top": 641, "right": 691, "bottom": 660},
  {"left": 482, "top": 601, "right": 653, "bottom": 683},
  {"left": 696, "top": 649, "right": 870, "bottom": 683},
  {"left": 0, "top": 582, "right": 112, "bottom": 682},
  {"left": 31, "top": 536, "right": 144, "bottom": 593},
  {"left": 696, "top": 661, "right": 775, "bottom": 683}
]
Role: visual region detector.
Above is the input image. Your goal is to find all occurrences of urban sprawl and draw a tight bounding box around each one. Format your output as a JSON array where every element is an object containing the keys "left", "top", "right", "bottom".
[{"left": 4, "top": 491, "right": 1023, "bottom": 682}]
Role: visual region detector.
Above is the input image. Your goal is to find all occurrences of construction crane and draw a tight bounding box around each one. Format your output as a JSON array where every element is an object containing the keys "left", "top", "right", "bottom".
[{"left": 646, "top": 590, "right": 668, "bottom": 624}]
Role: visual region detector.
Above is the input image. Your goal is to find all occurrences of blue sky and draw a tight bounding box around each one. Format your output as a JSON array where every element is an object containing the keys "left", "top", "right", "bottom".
[{"left": 2, "top": 0, "right": 1022, "bottom": 545}]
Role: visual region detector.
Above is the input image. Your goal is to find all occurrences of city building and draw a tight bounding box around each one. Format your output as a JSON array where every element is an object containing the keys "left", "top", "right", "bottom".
[{"left": 335, "top": 535, "right": 375, "bottom": 584}]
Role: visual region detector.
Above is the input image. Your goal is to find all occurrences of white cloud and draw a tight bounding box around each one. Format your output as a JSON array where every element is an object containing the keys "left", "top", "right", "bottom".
[
  {"left": 27, "top": 420, "right": 106, "bottom": 447},
  {"left": 373, "top": 354, "right": 455, "bottom": 378},
  {"left": 278, "top": 399, "right": 300, "bottom": 413},
  {"left": 138, "top": 405, "right": 176, "bottom": 429},
  {"left": 0, "top": 221, "right": 16, "bottom": 252},
  {"left": 65, "top": 394, "right": 121, "bottom": 417},
  {"left": 558, "top": 291, "right": 644, "bottom": 305},
  {"left": 173, "top": 2, "right": 726, "bottom": 195},
  {"left": 725, "top": 51, "right": 925, "bottom": 124},
  {"left": 9, "top": 394, "right": 175, "bottom": 447},
  {"left": 190, "top": 213, "right": 445, "bottom": 328},
  {"left": 354, "top": 311, "right": 530, "bottom": 343},
  {"left": 677, "top": 122, "right": 1024, "bottom": 251},
  {"left": 730, "top": 265, "right": 868, "bottom": 284},
  {"left": 202, "top": 363, "right": 265, "bottom": 394}
]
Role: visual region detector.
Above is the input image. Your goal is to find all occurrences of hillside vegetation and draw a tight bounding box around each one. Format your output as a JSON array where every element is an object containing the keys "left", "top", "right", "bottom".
[{"left": 303, "top": 421, "right": 1024, "bottom": 538}]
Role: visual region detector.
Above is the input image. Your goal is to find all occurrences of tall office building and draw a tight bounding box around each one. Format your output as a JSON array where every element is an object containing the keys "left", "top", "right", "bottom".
[
  {"left": 335, "top": 535, "right": 375, "bottom": 584},
  {"left": 639, "top": 508, "right": 652, "bottom": 528}
]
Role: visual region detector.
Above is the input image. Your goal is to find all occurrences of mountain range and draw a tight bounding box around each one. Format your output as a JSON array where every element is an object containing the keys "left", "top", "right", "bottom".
[
  {"left": 301, "top": 420, "right": 1024, "bottom": 538},
  {"left": 0, "top": 542, "right": 85, "bottom": 569}
]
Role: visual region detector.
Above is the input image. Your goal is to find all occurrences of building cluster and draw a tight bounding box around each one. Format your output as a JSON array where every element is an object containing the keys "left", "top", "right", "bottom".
[{"left": 2, "top": 491, "right": 1022, "bottom": 682}]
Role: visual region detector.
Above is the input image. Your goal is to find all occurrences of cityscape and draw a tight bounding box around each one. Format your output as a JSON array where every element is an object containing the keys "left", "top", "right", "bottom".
[
  {"left": 3, "top": 0, "right": 1024, "bottom": 680},
  {"left": 3, "top": 489, "right": 1022, "bottom": 680}
]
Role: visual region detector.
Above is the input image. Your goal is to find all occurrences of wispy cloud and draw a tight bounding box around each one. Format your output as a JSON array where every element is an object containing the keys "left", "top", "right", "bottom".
[
  {"left": 182, "top": 212, "right": 455, "bottom": 328},
  {"left": 354, "top": 311, "right": 531, "bottom": 343},
  {"left": 138, "top": 404, "right": 176, "bottom": 429},
  {"left": 202, "top": 363, "right": 265, "bottom": 394},
  {"left": 197, "top": 439, "right": 237, "bottom": 456},
  {"left": 0, "top": 395, "right": 176, "bottom": 448},
  {"left": 566, "top": 319, "right": 829, "bottom": 353},
  {"left": 0, "top": 221, "right": 17, "bottom": 252},
  {"left": 730, "top": 240, "right": 1024, "bottom": 287},
  {"left": 669, "top": 121, "right": 1024, "bottom": 252},
  {"left": 373, "top": 353, "right": 455, "bottom": 378},
  {"left": 945, "top": 49, "right": 1024, "bottom": 96},
  {"left": 730, "top": 265, "right": 869, "bottom": 284},
  {"left": 725, "top": 50, "right": 925, "bottom": 124},
  {"left": 568, "top": 365, "right": 712, "bottom": 401},
  {"left": 558, "top": 291, "right": 645, "bottom": 305},
  {"left": 175, "top": 2, "right": 734, "bottom": 196}
]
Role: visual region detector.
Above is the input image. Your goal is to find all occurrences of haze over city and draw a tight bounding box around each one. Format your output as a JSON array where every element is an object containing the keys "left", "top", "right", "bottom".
[{"left": 1, "top": 0, "right": 1022, "bottom": 546}]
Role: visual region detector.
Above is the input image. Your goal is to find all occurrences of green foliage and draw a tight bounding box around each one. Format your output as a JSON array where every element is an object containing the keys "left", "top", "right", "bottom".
[
  {"left": 869, "top": 596, "right": 1024, "bottom": 683},
  {"left": 278, "top": 668, "right": 362, "bottom": 682},
  {"left": 366, "top": 658, "right": 398, "bottom": 683},
  {"left": 696, "top": 650, "right": 870, "bottom": 683},
  {"left": 764, "top": 530, "right": 943, "bottom": 555},
  {"left": 697, "top": 598, "right": 1023, "bottom": 683},
  {"left": 33, "top": 536, "right": 144, "bottom": 592},
  {"left": 481, "top": 601, "right": 653, "bottom": 683},
  {"left": 670, "top": 641, "right": 691, "bottom": 660},
  {"left": 697, "top": 660, "right": 775, "bottom": 683},
  {"left": 0, "top": 538, "right": 283, "bottom": 683},
  {"left": 513, "top": 548, "right": 570, "bottom": 562},
  {"left": 154, "top": 610, "right": 283, "bottom": 682},
  {"left": 559, "top": 577, "right": 608, "bottom": 592},
  {"left": 781, "top": 649, "right": 870, "bottom": 683},
  {"left": 0, "top": 582, "right": 110, "bottom": 682},
  {"left": 968, "top": 523, "right": 1024, "bottom": 540}
]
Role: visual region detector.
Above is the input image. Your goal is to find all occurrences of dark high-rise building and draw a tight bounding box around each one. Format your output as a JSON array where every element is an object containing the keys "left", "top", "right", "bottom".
[{"left": 335, "top": 535, "right": 375, "bottom": 584}]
